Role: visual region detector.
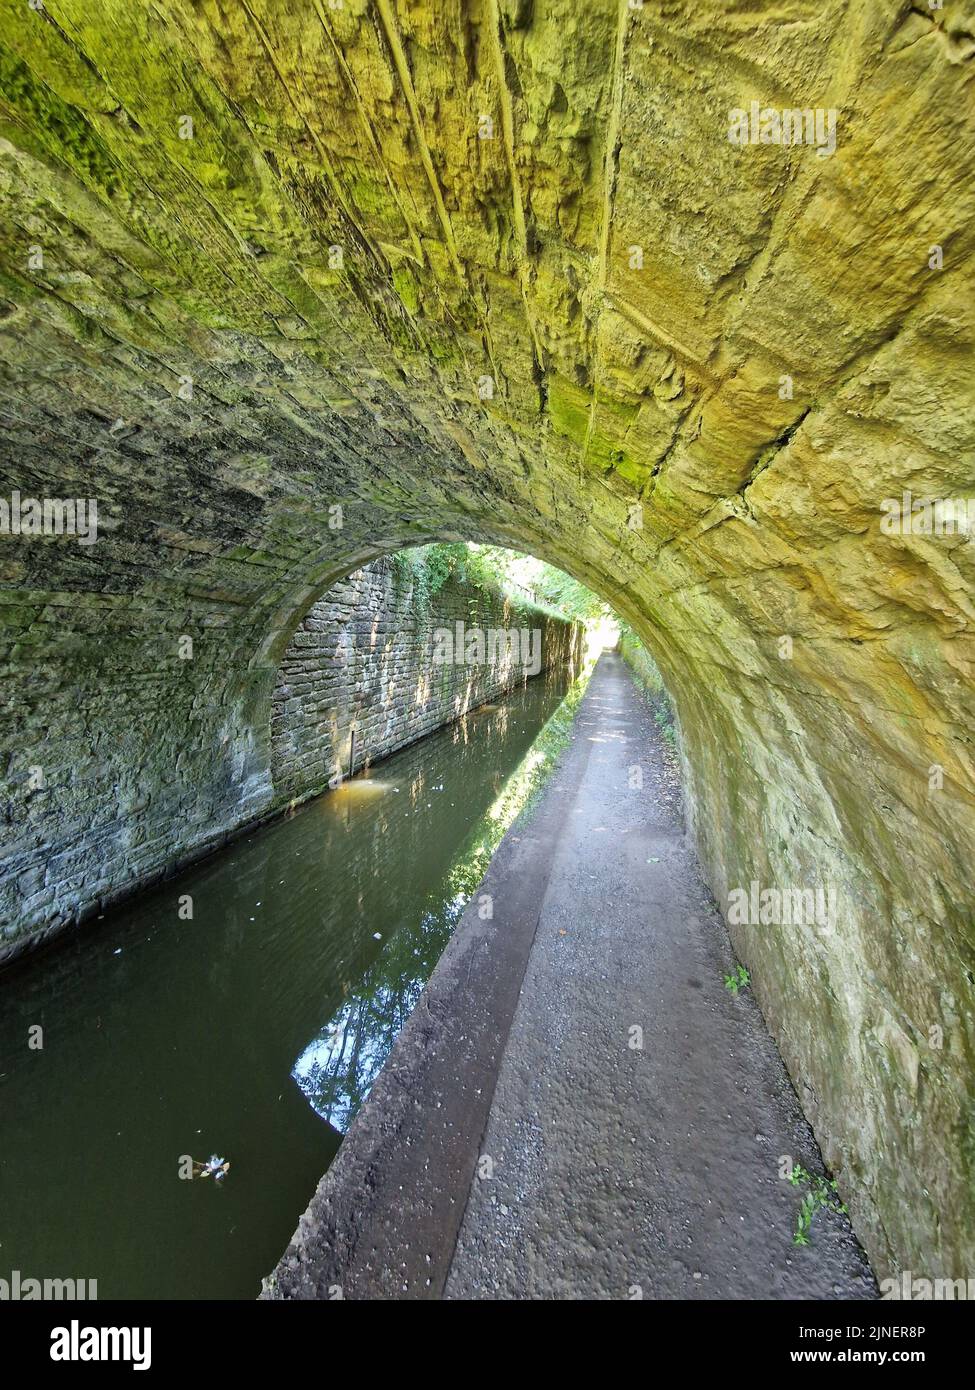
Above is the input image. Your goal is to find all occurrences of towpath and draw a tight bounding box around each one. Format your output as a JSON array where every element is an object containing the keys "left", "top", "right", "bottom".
[{"left": 267, "top": 654, "right": 875, "bottom": 1300}]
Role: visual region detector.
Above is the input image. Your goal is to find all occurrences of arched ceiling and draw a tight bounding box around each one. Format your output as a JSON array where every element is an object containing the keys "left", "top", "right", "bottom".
[
  {"left": 1, "top": 0, "right": 974, "bottom": 1284},
  {"left": 0, "top": 0, "right": 970, "bottom": 625}
]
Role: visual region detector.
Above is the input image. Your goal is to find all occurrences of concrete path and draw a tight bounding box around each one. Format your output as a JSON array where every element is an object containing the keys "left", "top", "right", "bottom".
[{"left": 444, "top": 653, "right": 875, "bottom": 1299}]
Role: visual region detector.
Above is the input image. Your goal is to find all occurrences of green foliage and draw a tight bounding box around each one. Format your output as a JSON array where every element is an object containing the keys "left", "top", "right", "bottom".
[
  {"left": 529, "top": 564, "right": 608, "bottom": 623},
  {"left": 389, "top": 543, "right": 469, "bottom": 616},
  {"left": 788, "top": 1165, "right": 848, "bottom": 1247},
  {"left": 423, "top": 542, "right": 470, "bottom": 596},
  {"left": 388, "top": 543, "right": 602, "bottom": 628},
  {"left": 724, "top": 963, "right": 750, "bottom": 995},
  {"left": 619, "top": 626, "right": 678, "bottom": 753},
  {"left": 793, "top": 1193, "right": 817, "bottom": 1247},
  {"left": 654, "top": 705, "right": 677, "bottom": 753},
  {"left": 618, "top": 623, "right": 663, "bottom": 691}
]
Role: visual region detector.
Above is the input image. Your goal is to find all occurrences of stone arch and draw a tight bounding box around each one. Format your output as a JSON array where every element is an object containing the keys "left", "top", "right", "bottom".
[
  {"left": 234, "top": 517, "right": 668, "bottom": 821},
  {"left": 0, "top": 0, "right": 972, "bottom": 1285}
]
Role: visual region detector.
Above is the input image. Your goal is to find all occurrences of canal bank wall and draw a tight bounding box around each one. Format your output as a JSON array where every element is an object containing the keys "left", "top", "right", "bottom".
[
  {"left": 270, "top": 558, "right": 583, "bottom": 807},
  {"left": 0, "top": 556, "right": 581, "bottom": 969}
]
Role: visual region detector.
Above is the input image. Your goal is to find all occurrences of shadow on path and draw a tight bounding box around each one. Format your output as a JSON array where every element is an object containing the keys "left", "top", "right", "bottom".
[{"left": 445, "top": 653, "right": 875, "bottom": 1299}]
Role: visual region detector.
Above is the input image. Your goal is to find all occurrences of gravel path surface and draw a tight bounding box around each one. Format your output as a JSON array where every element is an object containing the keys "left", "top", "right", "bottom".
[{"left": 445, "top": 653, "right": 876, "bottom": 1299}]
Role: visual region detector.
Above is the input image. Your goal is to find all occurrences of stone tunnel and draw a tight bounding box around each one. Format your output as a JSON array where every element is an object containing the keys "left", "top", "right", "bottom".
[{"left": 0, "top": 0, "right": 973, "bottom": 1288}]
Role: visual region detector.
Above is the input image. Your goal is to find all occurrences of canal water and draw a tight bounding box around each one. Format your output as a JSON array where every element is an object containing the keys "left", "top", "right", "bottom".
[{"left": 0, "top": 669, "right": 577, "bottom": 1299}]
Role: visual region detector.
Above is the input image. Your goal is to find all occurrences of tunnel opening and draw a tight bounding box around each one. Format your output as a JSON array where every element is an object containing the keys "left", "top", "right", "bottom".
[{"left": 267, "top": 544, "right": 600, "bottom": 812}]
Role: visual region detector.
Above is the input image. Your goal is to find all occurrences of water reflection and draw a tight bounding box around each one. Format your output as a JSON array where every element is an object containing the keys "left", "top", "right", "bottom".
[
  {"left": 0, "top": 669, "right": 571, "bottom": 1299},
  {"left": 293, "top": 689, "right": 555, "bottom": 1130},
  {"left": 293, "top": 918, "right": 443, "bottom": 1132}
]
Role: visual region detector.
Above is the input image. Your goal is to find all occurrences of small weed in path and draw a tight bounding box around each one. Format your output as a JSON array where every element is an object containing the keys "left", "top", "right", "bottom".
[
  {"left": 789, "top": 1165, "right": 848, "bottom": 1247},
  {"left": 724, "top": 963, "right": 750, "bottom": 996}
]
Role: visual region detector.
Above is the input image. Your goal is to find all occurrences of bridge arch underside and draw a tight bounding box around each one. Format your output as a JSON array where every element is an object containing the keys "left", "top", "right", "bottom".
[{"left": 0, "top": 0, "right": 973, "bottom": 1287}]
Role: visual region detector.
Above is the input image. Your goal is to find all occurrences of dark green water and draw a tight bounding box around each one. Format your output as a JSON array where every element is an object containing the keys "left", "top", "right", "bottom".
[{"left": 0, "top": 671, "right": 573, "bottom": 1300}]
